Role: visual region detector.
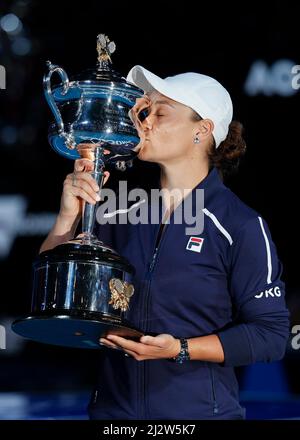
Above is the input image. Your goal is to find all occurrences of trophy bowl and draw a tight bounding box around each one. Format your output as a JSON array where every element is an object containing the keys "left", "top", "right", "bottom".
[
  {"left": 12, "top": 34, "right": 145, "bottom": 349},
  {"left": 43, "top": 33, "right": 143, "bottom": 169}
]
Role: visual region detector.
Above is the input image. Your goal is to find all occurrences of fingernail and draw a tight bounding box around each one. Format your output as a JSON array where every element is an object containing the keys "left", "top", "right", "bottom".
[{"left": 95, "top": 194, "right": 100, "bottom": 201}]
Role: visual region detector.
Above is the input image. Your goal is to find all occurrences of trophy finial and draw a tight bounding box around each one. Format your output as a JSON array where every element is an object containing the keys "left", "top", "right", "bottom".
[{"left": 97, "top": 34, "right": 116, "bottom": 66}]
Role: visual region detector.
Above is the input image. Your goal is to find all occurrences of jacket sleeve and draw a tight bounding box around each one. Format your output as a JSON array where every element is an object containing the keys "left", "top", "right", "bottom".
[{"left": 217, "top": 216, "right": 290, "bottom": 367}]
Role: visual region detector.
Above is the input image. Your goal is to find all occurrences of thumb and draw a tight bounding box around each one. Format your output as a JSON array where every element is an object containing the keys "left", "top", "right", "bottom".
[
  {"left": 140, "top": 334, "right": 172, "bottom": 347},
  {"left": 140, "top": 335, "right": 157, "bottom": 345}
]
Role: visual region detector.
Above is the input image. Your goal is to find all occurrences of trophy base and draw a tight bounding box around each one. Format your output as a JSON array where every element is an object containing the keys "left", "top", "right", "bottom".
[{"left": 12, "top": 311, "right": 144, "bottom": 350}]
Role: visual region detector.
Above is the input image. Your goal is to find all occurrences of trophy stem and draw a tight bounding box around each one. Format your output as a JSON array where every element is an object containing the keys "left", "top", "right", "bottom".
[{"left": 80, "top": 145, "right": 105, "bottom": 243}]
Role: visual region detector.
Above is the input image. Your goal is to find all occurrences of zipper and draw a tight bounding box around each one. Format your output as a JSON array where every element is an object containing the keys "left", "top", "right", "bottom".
[
  {"left": 139, "top": 277, "right": 151, "bottom": 420},
  {"left": 148, "top": 220, "right": 168, "bottom": 275},
  {"left": 149, "top": 247, "right": 158, "bottom": 273},
  {"left": 138, "top": 188, "right": 199, "bottom": 418},
  {"left": 139, "top": 219, "right": 170, "bottom": 419},
  {"left": 208, "top": 364, "right": 219, "bottom": 415}
]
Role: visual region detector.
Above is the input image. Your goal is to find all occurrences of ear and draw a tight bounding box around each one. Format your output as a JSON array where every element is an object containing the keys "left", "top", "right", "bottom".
[{"left": 195, "top": 119, "right": 214, "bottom": 140}]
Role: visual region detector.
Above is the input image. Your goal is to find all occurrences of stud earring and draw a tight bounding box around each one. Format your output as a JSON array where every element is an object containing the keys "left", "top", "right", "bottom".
[{"left": 193, "top": 135, "right": 200, "bottom": 144}]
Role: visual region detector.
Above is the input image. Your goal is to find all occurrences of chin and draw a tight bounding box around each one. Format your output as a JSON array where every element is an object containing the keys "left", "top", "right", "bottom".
[
  {"left": 137, "top": 144, "right": 149, "bottom": 160},
  {"left": 137, "top": 142, "right": 161, "bottom": 163},
  {"left": 137, "top": 148, "right": 155, "bottom": 162},
  {"left": 138, "top": 151, "right": 152, "bottom": 162}
]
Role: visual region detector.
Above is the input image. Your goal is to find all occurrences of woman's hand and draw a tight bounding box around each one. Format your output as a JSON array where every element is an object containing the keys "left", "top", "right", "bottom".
[
  {"left": 99, "top": 333, "right": 181, "bottom": 361},
  {"left": 129, "top": 95, "right": 152, "bottom": 152},
  {"left": 39, "top": 147, "right": 110, "bottom": 253},
  {"left": 58, "top": 153, "right": 110, "bottom": 222}
]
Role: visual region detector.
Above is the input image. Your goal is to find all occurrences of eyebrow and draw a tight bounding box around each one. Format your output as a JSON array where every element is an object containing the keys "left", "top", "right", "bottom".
[{"left": 153, "top": 100, "right": 175, "bottom": 108}]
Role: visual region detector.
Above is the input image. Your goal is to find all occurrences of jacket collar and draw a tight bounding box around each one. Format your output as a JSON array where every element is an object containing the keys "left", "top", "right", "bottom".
[
  {"left": 193, "top": 166, "right": 225, "bottom": 206},
  {"left": 148, "top": 166, "right": 225, "bottom": 224}
]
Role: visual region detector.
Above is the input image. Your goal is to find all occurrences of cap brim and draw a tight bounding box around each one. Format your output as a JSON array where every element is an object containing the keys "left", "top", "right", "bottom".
[
  {"left": 127, "top": 65, "right": 166, "bottom": 94},
  {"left": 126, "top": 65, "right": 189, "bottom": 106}
]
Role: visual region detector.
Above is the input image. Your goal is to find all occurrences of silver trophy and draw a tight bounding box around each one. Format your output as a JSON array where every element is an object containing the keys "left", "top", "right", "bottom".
[{"left": 12, "top": 34, "right": 145, "bottom": 349}]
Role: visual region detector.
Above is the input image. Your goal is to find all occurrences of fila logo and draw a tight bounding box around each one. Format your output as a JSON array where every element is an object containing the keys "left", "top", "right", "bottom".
[
  {"left": 186, "top": 237, "right": 204, "bottom": 253},
  {"left": 255, "top": 286, "right": 281, "bottom": 299}
]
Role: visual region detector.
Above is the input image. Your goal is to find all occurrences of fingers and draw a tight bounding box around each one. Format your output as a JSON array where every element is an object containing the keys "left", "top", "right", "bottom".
[
  {"left": 103, "top": 170, "right": 110, "bottom": 185},
  {"left": 140, "top": 334, "right": 173, "bottom": 347},
  {"left": 74, "top": 150, "right": 111, "bottom": 172},
  {"left": 129, "top": 96, "right": 152, "bottom": 144},
  {"left": 99, "top": 336, "right": 161, "bottom": 360},
  {"left": 64, "top": 174, "right": 100, "bottom": 204},
  {"left": 99, "top": 337, "right": 133, "bottom": 357},
  {"left": 140, "top": 335, "right": 157, "bottom": 345},
  {"left": 70, "top": 169, "right": 110, "bottom": 189},
  {"left": 74, "top": 159, "right": 94, "bottom": 173},
  {"left": 69, "top": 171, "right": 99, "bottom": 191},
  {"left": 99, "top": 338, "right": 144, "bottom": 360},
  {"left": 105, "top": 335, "right": 148, "bottom": 354},
  {"left": 99, "top": 337, "right": 119, "bottom": 349},
  {"left": 64, "top": 180, "right": 99, "bottom": 205},
  {"left": 73, "top": 158, "right": 110, "bottom": 188},
  {"left": 64, "top": 169, "right": 110, "bottom": 206}
]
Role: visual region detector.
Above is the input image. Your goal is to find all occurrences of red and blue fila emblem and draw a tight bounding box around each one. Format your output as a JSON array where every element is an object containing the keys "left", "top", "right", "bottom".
[{"left": 186, "top": 237, "right": 204, "bottom": 253}]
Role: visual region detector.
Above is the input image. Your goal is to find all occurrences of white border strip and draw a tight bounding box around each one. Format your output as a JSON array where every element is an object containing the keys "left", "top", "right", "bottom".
[
  {"left": 258, "top": 216, "right": 272, "bottom": 284},
  {"left": 203, "top": 208, "right": 233, "bottom": 245}
]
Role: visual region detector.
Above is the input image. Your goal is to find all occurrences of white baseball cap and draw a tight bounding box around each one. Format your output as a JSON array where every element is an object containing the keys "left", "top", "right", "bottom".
[{"left": 126, "top": 65, "right": 233, "bottom": 148}]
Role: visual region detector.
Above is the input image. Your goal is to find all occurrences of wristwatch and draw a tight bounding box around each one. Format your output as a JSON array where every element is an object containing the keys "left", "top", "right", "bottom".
[{"left": 172, "top": 338, "right": 190, "bottom": 363}]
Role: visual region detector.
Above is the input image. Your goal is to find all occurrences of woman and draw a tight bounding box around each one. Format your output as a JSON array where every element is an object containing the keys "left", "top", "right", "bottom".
[{"left": 40, "top": 66, "right": 290, "bottom": 420}]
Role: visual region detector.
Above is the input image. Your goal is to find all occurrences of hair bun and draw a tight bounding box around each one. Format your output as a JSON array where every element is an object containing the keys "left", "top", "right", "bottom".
[{"left": 209, "top": 120, "right": 246, "bottom": 177}]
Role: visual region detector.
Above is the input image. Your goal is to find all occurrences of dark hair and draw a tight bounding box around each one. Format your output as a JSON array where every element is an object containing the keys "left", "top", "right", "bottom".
[{"left": 191, "top": 112, "right": 247, "bottom": 179}]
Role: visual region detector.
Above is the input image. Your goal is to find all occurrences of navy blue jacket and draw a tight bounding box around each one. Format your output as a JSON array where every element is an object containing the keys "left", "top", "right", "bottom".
[{"left": 88, "top": 166, "right": 290, "bottom": 420}]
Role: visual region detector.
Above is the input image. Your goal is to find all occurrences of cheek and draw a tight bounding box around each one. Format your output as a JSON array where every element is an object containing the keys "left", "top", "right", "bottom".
[
  {"left": 153, "top": 123, "right": 190, "bottom": 151},
  {"left": 153, "top": 121, "right": 184, "bottom": 141}
]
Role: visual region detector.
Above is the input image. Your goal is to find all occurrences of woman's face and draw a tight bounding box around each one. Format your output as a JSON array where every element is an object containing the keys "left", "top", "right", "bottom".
[{"left": 136, "top": 90, "right": 201, "bottom": 165}]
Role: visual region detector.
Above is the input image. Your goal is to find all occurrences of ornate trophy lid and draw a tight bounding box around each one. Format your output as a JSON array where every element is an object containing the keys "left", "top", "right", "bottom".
[
  {"left": 71, "top": 34, "right": 130, "bottom": 84},
  {"left": 96, "top": 33, "right": 116, "bottom": 68}
]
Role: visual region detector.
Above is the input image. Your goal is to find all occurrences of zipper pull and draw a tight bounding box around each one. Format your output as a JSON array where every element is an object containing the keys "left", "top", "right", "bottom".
[
  {"left": 149, "top": 248, "right": 158, "bottom": 272},
  {"left": 213, "top": 401, "right": 219, "bottom": 414}
]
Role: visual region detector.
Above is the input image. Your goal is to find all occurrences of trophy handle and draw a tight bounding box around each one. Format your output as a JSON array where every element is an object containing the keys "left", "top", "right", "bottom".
[{"left": 43, "top": 61, "right": 69, "bottom": 135}]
